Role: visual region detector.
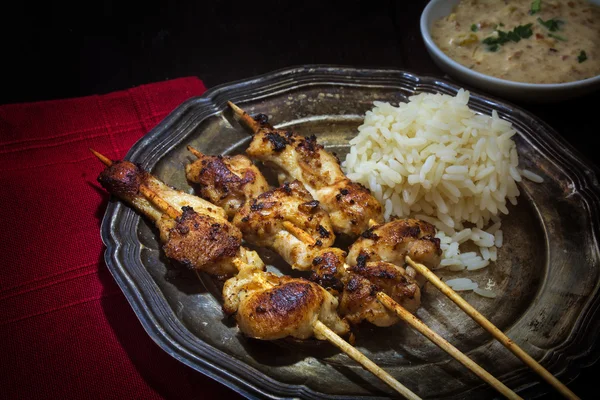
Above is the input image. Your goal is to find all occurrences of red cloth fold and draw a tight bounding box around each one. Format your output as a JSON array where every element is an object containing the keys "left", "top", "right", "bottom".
[{"left": 0, "top": 78, "right": 240, "bottom": 399}]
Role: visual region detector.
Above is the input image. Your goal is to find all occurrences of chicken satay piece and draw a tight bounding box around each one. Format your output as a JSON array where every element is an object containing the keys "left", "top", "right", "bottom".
[
  {"left": 185, "top": 146, "right": 269, "bottom": 218},
  {"left": 346, "top": 219, "right": 442, "bottom": 284},
  {"left": 157, "top": 206, "right": 242, "bottom": 278},
  {"left": 227, "top": 102, "right": 383, "bottom": 237},
  {"left": 232, "top": 180, "right": 335, "bottom": 270},
  {"left": 95, "top": 154, "right": 239, "bottom": 279},
  {"left": 310, "top": 248, "right": 421, "bottom": 327},
  {"left": 223, "top": 262, "right": 349, "bottom": 340}
]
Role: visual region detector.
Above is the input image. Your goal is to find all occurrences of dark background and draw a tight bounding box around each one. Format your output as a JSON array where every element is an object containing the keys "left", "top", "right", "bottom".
[{"left": 2, "top": 0, "right": 596, "bottom": 398}]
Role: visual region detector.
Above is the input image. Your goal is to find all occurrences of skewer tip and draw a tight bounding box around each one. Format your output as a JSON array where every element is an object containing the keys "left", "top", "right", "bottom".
[
  {"left": 227, "top": 101, "right": 261, "bottom": 134},
  {"left": 187, "top": 145, "right": 204, "bottom": 159},
  {"left": 227, "top": 101, "right": 242, "bottom": 113},
  {"left": 89, "top": 148, "right": 113, "bottom": 167}
]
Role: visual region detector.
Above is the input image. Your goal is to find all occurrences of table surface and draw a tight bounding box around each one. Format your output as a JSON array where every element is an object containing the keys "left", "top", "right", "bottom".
[{"left": 4, "top": 0, "right": 597, "bottom": 398}]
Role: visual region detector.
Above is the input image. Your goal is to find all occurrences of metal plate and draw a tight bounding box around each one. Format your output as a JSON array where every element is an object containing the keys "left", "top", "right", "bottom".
[{"left": 100, "top": 66, "right": 600, "bottom": 399}]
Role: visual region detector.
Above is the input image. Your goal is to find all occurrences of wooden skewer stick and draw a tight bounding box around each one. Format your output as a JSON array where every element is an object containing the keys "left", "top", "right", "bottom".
[
  {"left": 282, "top": 221, "right": 318, "bottom": 245},
  {"left": 187, "top": 145, "right": 204, "bottom": 159},
  {"left": 90, "top": 148, "right": 113, "bottom": 167},
  {"left": 283, "top": 221, "right": 520, "bottom": 399},
  {"left": 227, "top": 101, "right": 261, "bottom": 134},
  {"left": 377, "top": 292, "right": 521, "bottom": 400},
  {"left": 313, "top": 320, "right": 421, "bottom": 400},
  {"left": 138, "top": 185, "right": 182, "bottom": 220},
  {"left": 405, "top": 257, "right": 579, "bottom": 400}
]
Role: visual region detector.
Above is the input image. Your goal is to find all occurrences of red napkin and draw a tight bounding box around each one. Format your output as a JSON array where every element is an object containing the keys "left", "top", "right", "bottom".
[{"left": 0, "top": 78, "right": 242, "bottom": 399}]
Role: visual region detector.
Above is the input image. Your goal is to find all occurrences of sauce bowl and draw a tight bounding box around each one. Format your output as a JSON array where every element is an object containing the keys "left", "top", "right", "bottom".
[{"left": 420, "top": 0, "right": 600, "bottom": 102}]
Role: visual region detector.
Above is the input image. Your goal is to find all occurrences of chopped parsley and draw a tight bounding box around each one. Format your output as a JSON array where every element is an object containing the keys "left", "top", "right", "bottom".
[
  {"left": 482, "top": 24, "right": 534, "bottom": 52},
  {"left": 471, "top": 24, "right": 478, "bottom": 32},
  {"left": 578, "top": 50, "right": 588, "bottom": 63},
  {"left": 548, "top": 33, "right": 567, "bottom": 41},
  {"left": 537, "top": 18, "right": 564, "bottom": 32},
  {"left": 530, "top": 0, "right": 542, "bottom": 15}
]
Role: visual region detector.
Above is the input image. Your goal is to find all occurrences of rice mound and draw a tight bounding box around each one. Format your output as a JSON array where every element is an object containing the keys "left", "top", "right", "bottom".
[{"left": 343, "top": 90, "right": 541, "bottom": 278}]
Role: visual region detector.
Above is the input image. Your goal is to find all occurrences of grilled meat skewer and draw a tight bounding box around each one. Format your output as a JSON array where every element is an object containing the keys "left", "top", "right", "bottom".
[
  {"left": 185, "top": 147, "right": 428, "bottom": 327},
  {"left": 227, "top": 101, "right": 384, "bottom": 237},
  {"left": 348, "top": 219, "right": 443, "bottom": 287},
  {"left": 92, "top": 150, "right": 422, "bottom": 398},
  {"left": 94, "top": 151, "right": 238, "bottom": 279},
  {"left": 93, "top": 150, "right": 348, "bottom": 338}
]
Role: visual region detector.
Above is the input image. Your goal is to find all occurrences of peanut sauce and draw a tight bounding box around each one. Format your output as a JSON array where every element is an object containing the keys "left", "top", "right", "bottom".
[{"left": 431, "top": 0, "right": 600, "bottom": 84}]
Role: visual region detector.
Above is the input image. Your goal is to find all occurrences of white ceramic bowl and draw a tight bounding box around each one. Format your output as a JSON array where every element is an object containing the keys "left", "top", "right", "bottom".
[{"left": 420, "top": 0, "right": 600, "bottom": 102}]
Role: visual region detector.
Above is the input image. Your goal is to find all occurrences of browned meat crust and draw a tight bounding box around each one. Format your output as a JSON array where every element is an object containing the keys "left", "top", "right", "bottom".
[
  {"left": 233, "top": 180, "right": 335, "bottom": 250},
  {"left": 309, "top": 248, "right": 420, "bottom": 327},
  {"left": 97, "top": 160, "right": 147, "bottom": 200},
  {"left": 348, "top": 219, "right": 442, "bottom": 270},
  {"left": 350, "top": 260, "right": 421, "bottom": 314},
  {"left": 244, "top": 118, "right": 384, "bottom": 237},
  {"left": 186, "top": 153, "right": 269, "bottom": 218},
  {"left": 225, "top": 269, "right": 349, "bottom": 339},
  {"left": 161, "top": 206, "right": 242, "bottom": 274},
  {"left": 237, "top": 279, "right": 321, "bottom": 339},
  {"left": 339, "top": 273, "right": 397, "bottom": 327},
  {"left": 309, "top": 249, "right": 347, "bottom": 293}
]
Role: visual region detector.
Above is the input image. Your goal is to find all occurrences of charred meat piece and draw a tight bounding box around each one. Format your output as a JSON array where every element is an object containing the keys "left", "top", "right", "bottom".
[
  {"left": 347, "top": 219, "right": 442, "bottom": 275},
  {"left": 185, "top": 149, "right": 270, "bottom": 218},
  {"left": 309, "top": 248, "right": 348, "bottom": 293},
  {"left": 233, "top": 180, "right": 335, "bottom": 270},
  {"left": 223, "top": 265, "right": 349, "bottom": 340},
  {"left": 349, "top": 260, "right": 421, "bottom": 314},
  {"left": 243, "top": 120, "right": 383, "bottom": 237},
  {"left": 339, "top": 273, "right": 399, "bottom": 327},
  {"left": 159, "top": 206, "right": 242, "bottom": 278},
  {"left": 309, "top": 248, "right": 421, "bottom": 327}
]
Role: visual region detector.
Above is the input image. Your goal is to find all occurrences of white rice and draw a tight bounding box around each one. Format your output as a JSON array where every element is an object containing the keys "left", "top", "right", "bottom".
[
  {"left": 342, "top": 90, "right": 543, "bottom": 298},
  {"left": 520, "top": 169, "right": 544, "bottom": 183},
  {"left": 445, "top": 278, "right": 479, "bottom": 291}
]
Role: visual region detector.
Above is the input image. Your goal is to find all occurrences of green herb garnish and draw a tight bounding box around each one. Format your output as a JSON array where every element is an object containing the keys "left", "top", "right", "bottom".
[
  {"left": 482, "top": 24, "right": 534, "bottom": 52},
  {"left": 531, "top": 0, "right": 542, "bottom": 15},
  {"left": 512, "top": 24, "right": 534, "bottom": 39},
  {"left": 578, "top": 50, "right": 588, "bottom": 63},
  {"left": 548, "top": 33, "right": 567, "bottom": 41},
  {"left": 537, "top": 17, "right": 564, "bottom": 32},
  {"left": 471, "top": 24, "right": 478, "bottom": 32}
]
